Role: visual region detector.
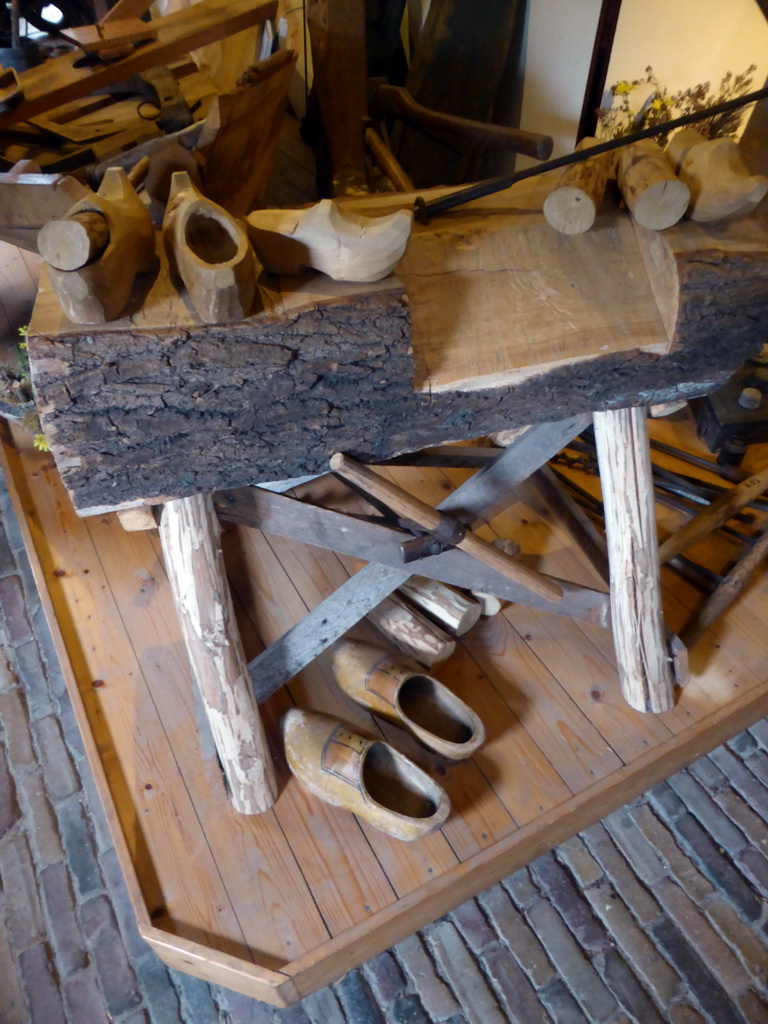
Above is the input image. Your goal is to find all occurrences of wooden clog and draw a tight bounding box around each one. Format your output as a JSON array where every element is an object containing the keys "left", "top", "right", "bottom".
[
  {"left": 40, "top": 166, "right": 155, "bottom": 324},
  {"left": 163, "top": 170, "right": 258, "bottom": 324},
  {"left": 666, "top": 129, "right": 768, "bottom": 223},
  {"left": 246, "top": 198, "right": 412, "bottom": 282},
  {"left": 282, "top": 708, "right": 450, "bottom": 841},
  {"left": 330, "top": 639, "right": 485, "bottom": 760}
]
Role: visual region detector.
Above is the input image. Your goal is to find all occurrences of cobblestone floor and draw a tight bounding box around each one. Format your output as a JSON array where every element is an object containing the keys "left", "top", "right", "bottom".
[{"left": 1, "top": 475, "right": 767, "bottom": 1024}]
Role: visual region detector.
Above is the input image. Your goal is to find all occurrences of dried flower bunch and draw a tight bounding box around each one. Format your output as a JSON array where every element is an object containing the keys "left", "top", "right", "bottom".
[{"left": 597, "top": 64, "right": 758, "bottom": 143}]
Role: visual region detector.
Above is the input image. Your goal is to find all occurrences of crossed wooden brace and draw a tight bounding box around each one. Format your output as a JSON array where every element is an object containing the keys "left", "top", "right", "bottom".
[{"left": 158, "top": 409, "right": 690, "bottom": 815}]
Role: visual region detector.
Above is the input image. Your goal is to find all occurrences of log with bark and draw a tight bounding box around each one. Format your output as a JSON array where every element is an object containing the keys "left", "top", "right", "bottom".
[{"left": 27, "top": 181, "right": 768, "bottom": 515}]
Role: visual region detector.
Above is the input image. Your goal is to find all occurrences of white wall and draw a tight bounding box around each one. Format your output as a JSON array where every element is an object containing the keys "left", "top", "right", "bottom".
[
  {"left": 513, "top": 0, "right": 768, "bottom": 169},
  {"left": 516, "top": 0, "right": 604, "bottom": 167},
  {"left": 604, "top": 0, "right": 768, "bottom": 138}
]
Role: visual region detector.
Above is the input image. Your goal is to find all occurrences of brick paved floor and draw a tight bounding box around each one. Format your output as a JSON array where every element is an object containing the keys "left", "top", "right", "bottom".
[{"left": 1, "top": 475, "right": 767, "bottom": 1024}]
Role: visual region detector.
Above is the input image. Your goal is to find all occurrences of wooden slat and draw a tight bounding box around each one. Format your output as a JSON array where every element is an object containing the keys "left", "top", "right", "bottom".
[
  {"left": 9, "top": 449, "right": 251, "bottom": 959},
  {"left": 85, "top": 514, "right": 329, "bottom": 960}
]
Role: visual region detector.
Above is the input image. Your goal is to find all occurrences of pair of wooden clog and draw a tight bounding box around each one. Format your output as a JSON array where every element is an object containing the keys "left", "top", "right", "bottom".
[
  {"left": 38, "top": 167, "right": 254, "bottom": 326},
  {"left": 282, "top": 640, "right": 485, "bottom": 842}
]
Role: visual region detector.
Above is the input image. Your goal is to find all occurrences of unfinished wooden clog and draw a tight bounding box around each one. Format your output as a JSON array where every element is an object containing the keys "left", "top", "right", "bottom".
[
  {"left": 282, "top": 708, "right": 450, "bottom": 841},
  {"left": 246, "top": 198, "right": 412, "bottom": 282},
  {"left": 330, "top": 639, "right": 485, "bottom": 760},
  {"left": 666, "top": 129, "right": 768, "bottom": 222},
  {"left": 40, "top": 166, "right": 155, "bottom": 324},
  {"left": 163, "top": 170, "right": 258, "bottom": 323}
]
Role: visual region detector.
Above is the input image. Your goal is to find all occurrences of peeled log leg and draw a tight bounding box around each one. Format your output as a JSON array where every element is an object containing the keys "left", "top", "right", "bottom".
[
  {"left": 159, "top": 493, "right": 277, "bottom": 813},
  {"left": 593, "top": 407, "right": 675, "bottom": 713}
]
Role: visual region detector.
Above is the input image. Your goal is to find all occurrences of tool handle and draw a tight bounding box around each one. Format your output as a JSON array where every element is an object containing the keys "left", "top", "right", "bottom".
[{"left": 330, "top": 453, "right": 562, "bottom": 602}]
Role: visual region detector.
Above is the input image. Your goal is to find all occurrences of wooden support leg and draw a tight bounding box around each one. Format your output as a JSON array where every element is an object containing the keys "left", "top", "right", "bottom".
[
  {"left": 593, "top": 407, "right": 676, "bottom": 713},
  {"left": 159, "top": 494, "right": 278, "bottom": 814}
]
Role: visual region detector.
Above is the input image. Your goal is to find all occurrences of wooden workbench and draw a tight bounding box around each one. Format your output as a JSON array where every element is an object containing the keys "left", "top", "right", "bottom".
[
  {"left": 27, "top": 179, "right": 768, "bottom": 515},
  {"left": 17, "top": 183, "right": 768, "bottom": 1002}
]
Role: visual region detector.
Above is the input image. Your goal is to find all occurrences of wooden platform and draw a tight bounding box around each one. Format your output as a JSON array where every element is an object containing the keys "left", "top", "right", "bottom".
[{"left": 3, "top": 416, "right": 768, "bottom": 1007}]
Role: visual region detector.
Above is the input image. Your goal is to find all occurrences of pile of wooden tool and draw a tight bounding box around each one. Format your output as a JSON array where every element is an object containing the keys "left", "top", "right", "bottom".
[
  {"left": 0, "top": 0, "right": 298, "bottom": 254},
  {"left": 552, "top": 428, "right": 768, "bottom": 651}
]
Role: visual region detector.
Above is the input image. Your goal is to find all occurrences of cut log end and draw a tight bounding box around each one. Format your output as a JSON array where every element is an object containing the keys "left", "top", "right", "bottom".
[
  {"left": 633, "top": 178, "right": 690, "bottom": 231},
  {"left": 38, "top": 211, "right": 110, "bottom": 271},
  {"left": 618, "top": 140, "right": 690, "bottom": 231},
  {"left": 543, "top": 139, "right": 609, "bottom": 235},
  {"left": 543, "top": 186, "right": 597, "bottom": 235}
]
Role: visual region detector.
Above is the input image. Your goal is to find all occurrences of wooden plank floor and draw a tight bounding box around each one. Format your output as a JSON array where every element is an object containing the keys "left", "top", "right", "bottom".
[{"left": 3, "top": 409, "right": 768, "bottom": 1003}]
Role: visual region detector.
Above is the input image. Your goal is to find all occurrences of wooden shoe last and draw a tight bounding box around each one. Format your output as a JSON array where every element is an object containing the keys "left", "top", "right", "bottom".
[
  {"left": 331, "top": 639, "right": 485, "bottom": 760},
  {"left": 282, "top": 708, "right": 450, "bottom": 841}
]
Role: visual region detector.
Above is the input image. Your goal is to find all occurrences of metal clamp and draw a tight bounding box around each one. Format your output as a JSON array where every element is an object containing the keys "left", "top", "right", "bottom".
[{"left": 400, "top": 512, "right": 466, "bottom": 563}]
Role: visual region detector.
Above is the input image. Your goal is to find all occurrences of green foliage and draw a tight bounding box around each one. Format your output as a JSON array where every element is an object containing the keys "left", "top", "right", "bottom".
[
  {"left": 597, "top": 64, "right": 758, "bottom": 144},
  {"left": 17, "top": 325, "right": 30, "bottom": 382}
]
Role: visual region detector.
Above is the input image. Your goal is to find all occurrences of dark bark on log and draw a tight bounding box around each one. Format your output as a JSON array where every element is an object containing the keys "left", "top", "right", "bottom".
[{"left": 29, "top": 240, "right": 768, "bottom": 514}]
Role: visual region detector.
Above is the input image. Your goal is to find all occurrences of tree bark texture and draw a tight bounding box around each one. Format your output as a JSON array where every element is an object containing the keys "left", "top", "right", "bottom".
[{"left": 29, "top": 240, "right": 768, "bottom": 515}]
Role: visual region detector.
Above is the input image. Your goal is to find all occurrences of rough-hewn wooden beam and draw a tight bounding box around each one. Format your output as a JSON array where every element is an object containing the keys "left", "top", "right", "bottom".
[{"left": 28, "top": 201, "right": 768, "bottom": 514}]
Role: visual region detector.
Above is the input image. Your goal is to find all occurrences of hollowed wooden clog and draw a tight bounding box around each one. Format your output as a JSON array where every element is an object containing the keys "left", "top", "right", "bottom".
[
  {"left": 163, "top": 170, "right": 258, "bottom": 324},
  {"left": 282, "top": 708, "right": 450, "bottom": 842},
  {"left": 330, "top": 639, "right": 485, "bottom": 760}
]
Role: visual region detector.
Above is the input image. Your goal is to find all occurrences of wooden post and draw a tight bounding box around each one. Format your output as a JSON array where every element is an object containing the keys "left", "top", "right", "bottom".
[
  {"left": 159, "top": 493, "right": 277, "bottom": 814},
  {"left": 592, "top": 407, "right": 675, "bottom": 713},
  {"left": 307, "top": 0, "right": 369, "bottom": 196}
]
